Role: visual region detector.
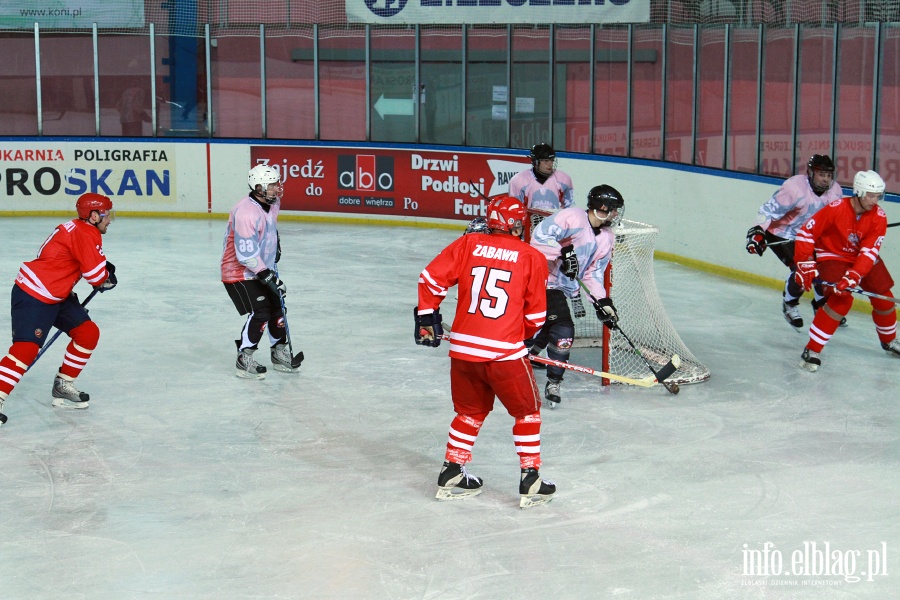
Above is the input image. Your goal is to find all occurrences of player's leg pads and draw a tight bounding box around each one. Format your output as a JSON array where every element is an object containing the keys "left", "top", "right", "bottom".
[
  {"left": 799, "top": 348, "right": 821, "bottom": 372},
  {"left": 52, "top": 373, "right": 90, "bottom": 409},
  {"left": 271, "top": 343, "right": 303, "bottom": 373},
  {"left": 519, "top": 468, "right": 556, "bottom": 509},
  {"left": 235, "top": 344, "right": 266, "bottom": 379},
  {"left": 436, "top": 461, "right": 483, "bottom": 501},
  {"left": 544, "top": 378, "right": 562, "bottom": 409}
]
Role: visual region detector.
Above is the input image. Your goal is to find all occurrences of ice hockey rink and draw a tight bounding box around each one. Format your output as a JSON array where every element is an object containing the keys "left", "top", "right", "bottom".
[{"left": 0, "top": 216, "right": 897, "bottom": 599}]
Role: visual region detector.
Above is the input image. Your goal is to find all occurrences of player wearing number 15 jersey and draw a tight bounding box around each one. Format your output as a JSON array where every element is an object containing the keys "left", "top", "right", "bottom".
[{"left": 415, "top": 195, "right": 555, "bottom": 509}]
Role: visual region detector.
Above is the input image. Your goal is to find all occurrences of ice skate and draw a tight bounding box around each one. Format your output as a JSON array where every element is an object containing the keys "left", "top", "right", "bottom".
[
  {"left": 435, "top": 461, "right": 483, "bottom": 501},
  {"left": 881, "top": 338, "right": 900, "bottom": 357},
  {"left": 544, "top": 379, "right": 561, "bottom": 409},
  {"left": 236, "top": 347, "right": 266, "bottom": 379},
  {"left": 519, "top": 467, "right": 556, "bottom": 508},
  {"left": 782, "top": 300, "right": 803, "bottom": 330},
  {"left": 799, "top": 348, "right": 821, "bottom": 372},
  {"left": 51, "top": 374, "right": 90, "bottom": 409},
  {"left": 0, "top": 396, "right": 7, "bottom": 426},
  {"left": 271, "top": 343, "right": 304, "bottom": 373}
]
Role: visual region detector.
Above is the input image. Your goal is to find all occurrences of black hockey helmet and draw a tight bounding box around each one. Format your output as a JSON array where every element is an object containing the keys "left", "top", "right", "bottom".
[
  {"left": 806, "top": 154, "right": 835, "bottom": 195},
  {"left": 807, "top": 154, "right": 835, "bottom": 172},
  {"left": 587, "top": 184, "right": 625, "bottom": 213},
  {"left": 530, "top": 142, "right": 556, "bottom": 164}
]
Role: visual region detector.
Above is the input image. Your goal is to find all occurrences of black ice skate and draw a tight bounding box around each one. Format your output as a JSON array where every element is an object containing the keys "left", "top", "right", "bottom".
[
  {"left": 51, "top": 374, "right": 90, "bottom": 409},
  {"left": 782, "top": 300, "right": 803, "bottom": 330},
  {"left": 519, "top": 467, "right": 556, "bottom": 509},
  {"left": 881, "top": 339, "right": 900, "bottom": 357},
  {"left": 544, "top": 379, "right": 562, "bottom": 409},
  {"left": 799, "top": 348, "right": 821, "bottom": 372},
  {"left": 0, "top": 396, "right": 7, "bottom": 425},
  {"left": 236, "top": 346, "right": 266, "bottom": 380},
  {"left": 435, "top": 461, "right": 483, "bottom": 501},
  {"left": 271, "top": 343, "right": 304, "bottom": 373}
]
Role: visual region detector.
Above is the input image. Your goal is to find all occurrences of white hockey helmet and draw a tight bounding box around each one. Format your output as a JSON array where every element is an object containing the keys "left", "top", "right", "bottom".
[
  {"left": 248, "top": 164, "right": 283, "bottom": 204},
  {"left": 852, "top": 170, "right": 885, "bottom": 200}
]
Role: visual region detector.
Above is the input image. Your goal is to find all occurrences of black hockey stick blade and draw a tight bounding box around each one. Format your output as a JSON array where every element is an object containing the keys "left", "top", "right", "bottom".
[{"left": 654, "top": 354, "right": 682, "bottom": 383}]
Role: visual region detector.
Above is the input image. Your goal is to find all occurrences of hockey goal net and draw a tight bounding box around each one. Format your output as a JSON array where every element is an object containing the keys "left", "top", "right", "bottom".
[{"left": 573, "top": 218, "right": 710, "bottom": 386}]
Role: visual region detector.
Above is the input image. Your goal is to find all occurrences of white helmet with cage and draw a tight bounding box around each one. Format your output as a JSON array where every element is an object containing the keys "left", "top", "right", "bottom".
[
  {"left": 852, "top": 170, "right": 885, "bottom": 200},
  {"left": 248, "top": 164, "right": 283, "bottom": 204}
]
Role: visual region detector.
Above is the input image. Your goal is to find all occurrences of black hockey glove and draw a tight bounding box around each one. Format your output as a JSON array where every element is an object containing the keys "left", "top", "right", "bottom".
[
  {"left": 98, "top": 261, "right": 117, "bottom": 292},
  {"left": 258, "top": 269, "right": 286, "bottom": 308},
  {"left": 559, "top": 244, "right": 579, "bottom": 279},
  {"left": 594, "top": 296, "right": 618, "bottom": 326},
  {"left": 746, "top": 225, "right": 767, "bottom": 256},
  {"left": 414, "top": 307, "right": 444, "bottom": 347}
]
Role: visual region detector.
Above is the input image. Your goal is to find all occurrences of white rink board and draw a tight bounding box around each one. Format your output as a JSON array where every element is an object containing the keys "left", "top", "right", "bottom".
[{"left": 1, "top": 139, "right": 898, "bottom": 286}]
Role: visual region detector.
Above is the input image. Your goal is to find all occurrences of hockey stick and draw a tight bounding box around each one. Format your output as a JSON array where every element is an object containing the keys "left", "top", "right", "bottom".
[
  {"left": 575, "top": 279, "right": 682, "bottom": 395},
  {"left": 889, "top": 222, "right": 900, "bottom": 228},
  {"left": 527, "top": 353, "right": 658, "bottom": 387},
  {"left": 28, "top": 288, "right": 100, "bottom": 372},
  {"left": 438, "top": 323, "right": 659, "bottom": 388},
  {"left": 815, "top": 280, "right": 900, "bottom": 305},
  {"left": 273, "top": 265, "right": 304, "bottom": 370}
]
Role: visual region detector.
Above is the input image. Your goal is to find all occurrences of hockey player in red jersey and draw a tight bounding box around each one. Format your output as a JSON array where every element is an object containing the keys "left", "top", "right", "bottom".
[
  {"left": 416, "top": 195, "right": 555, "bottom": 508},
  {"left": 0, "top": 193, "right": 117, "bottom": 426},
  {"left": 222, "top": 164, "right": 303, "bottom": 379},
  {"left": 793, "top": 170, "right": 900, "bottom": 371}
]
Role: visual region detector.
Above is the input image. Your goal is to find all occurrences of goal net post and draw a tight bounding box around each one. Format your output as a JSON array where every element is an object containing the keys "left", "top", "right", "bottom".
[{"left": 572, "top": 218, "right": 710, "bottom": 386}]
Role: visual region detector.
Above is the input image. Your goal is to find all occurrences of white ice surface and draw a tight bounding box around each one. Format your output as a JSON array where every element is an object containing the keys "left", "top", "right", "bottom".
[{"left": 0, "top": 217, "right": 897, "bottom": 599}]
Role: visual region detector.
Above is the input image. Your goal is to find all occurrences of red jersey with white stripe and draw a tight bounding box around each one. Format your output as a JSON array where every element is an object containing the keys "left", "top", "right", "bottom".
[
  {"left": 418, "top": 232, "right": 548, "bottom": 362},
  {"left": 795, "top": 196, "right": 887, "bottom": 277},
  {"left": 15, "top": 219, "right": 111, "bottom": 304}
]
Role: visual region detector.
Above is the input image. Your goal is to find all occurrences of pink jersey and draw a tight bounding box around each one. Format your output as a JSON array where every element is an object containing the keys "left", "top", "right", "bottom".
[
  {"left": 508, "top": 168, "right": 575, "bottom": 213},
  {"left": 756, "top": 174, "right": 842, "bottom": 239},
  {"left": 530, "top": 206, "right": 613, "bottom": 301},
  {"left": 220, "top": 196, "right": 280, "bottom": 283},
  {"left": 795, "top": 196, "right": 888, "bottom": 277},
  {"left": 418, "top": 232, "right": 548, "bottom": 362},
  {"left": 16, "top": 219, "right": 111, "bottom": 303}
]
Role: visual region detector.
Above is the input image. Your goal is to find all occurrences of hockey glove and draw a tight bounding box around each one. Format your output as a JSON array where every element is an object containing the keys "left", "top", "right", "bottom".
[
  {"left": 594, "top": 297, "right": 618, "bottom": 326},
  {"left": 794, "top": 261, "right": 818, "bottom": 292},
  {"left": 414, "top": 307, "right": 444, "bottom": 347},
  {"left": 465, "top": 216, "right": 490, "bottom": 235},
  {"left": 835, "top": 269, "right": 862, "bottom": 295},
  {"left": 559, "top": 244, "right": 579, "bottom": 279},
  {"left": 98, "top": 261, "right": 117, "bottom": 292},
  {"left": 258, "top": 269, "right": 286, "bottom": 308},
  {"left": 745, "top": 226, "right": 767, "bottom": 256},
  {"left": 572, "top": 293, "right": 587, "bottom": 318}
]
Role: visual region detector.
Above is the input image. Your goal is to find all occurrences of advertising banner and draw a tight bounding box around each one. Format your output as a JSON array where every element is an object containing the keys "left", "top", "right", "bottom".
[
  {"left": 346, "top": 0, "right": 650, "bottom": 25},
  {"left": 250, "top": 146, "right": 531, "bottom": 222},
  {"left": 0, "top": 143, "right": 175, "bottom": 209},
  {"left": 0, "top": 1, "right": 145, "bottom": 29}
]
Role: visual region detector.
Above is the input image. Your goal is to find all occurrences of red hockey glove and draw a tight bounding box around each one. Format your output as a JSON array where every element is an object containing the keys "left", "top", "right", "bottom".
[
  {"left": 745, "top": 226, "right": 767, "bottom": 256},
  {"left": 794, "top": 261, "right": 817, "bottom": 292},
  {"left": 835, "top": 270, "right": 861, "bottom": 295}
]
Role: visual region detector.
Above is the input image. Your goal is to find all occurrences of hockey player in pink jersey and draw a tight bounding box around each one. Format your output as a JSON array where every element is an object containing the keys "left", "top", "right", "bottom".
[
  {"left": 745, "top": 154, "right": 843, "bottom": 330},
  {"left": 508, "top": 143, "right": 574, "bottom": 242},
  {"left": 529, "top": 185, "right": 623, "bottom": 408},
  {"left": 221, "top": 165, "right": 303, "bottom": 379}
]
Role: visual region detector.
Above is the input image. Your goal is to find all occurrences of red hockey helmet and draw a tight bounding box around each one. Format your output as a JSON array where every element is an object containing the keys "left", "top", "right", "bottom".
[
  {"left": 76, "top": 193, "right": 114, "bottom": 220},
  {"left": 486, "top": 195, "right": 526, "bottom": 235}
]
